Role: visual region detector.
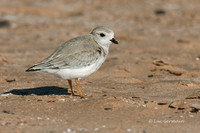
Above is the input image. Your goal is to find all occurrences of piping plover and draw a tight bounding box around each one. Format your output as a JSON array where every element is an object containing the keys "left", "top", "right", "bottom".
[{"left": 26, "top": 26, "right": 118, "bottom": 98}]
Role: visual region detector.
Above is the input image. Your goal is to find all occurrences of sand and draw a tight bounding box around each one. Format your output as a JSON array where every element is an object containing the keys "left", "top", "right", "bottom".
[{"left": 0, "top": 0, "right": 200, "bottom": 133}]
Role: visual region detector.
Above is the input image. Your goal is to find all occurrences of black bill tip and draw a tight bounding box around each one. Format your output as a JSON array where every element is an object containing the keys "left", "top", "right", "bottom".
[{"left": 110, "top": 38, "right": 118, "bottom": 44}]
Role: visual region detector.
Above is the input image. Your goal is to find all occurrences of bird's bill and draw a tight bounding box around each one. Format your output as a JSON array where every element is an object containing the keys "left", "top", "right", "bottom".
[{"left": 110, "top": 38, "right": 118, "bottom": 44}]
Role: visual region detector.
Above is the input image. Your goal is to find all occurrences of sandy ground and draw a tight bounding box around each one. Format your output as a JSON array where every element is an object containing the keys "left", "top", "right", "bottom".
[{"left": 0, "top": 0, "right": 200, "bottom": 133}]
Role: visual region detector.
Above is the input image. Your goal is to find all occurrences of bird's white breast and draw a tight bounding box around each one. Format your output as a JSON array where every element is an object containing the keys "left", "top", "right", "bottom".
[{"left": 45, "top": 54, "right": 107, "bottom": 80}]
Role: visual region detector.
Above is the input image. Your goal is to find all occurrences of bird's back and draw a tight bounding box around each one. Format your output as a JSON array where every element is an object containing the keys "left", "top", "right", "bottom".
[{"left": 26, "top": 35, "right": 105, "bottom": 72}]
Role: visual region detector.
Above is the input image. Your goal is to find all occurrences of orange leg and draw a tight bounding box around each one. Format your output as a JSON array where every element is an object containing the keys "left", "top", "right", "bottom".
[
  {"left": 67, "top": 80, "right": 77, "bottom": 96},
  {"left": 75, "top": 78, "right": 90, "bottom": 98}
]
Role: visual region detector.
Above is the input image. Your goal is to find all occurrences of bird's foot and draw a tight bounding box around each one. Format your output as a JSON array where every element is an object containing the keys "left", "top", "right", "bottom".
[
  {"left": 79, "top": 94, "right": 90, "bottom": 98},
  {"left": 71, "top": 92, "right": 79, "bottom": 97},
  {"left": 70, "top": 92, "right": 90, "bottom": 98}
]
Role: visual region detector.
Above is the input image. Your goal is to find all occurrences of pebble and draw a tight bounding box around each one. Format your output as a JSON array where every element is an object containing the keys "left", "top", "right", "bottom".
[
  {"left": 73, "top": 99, "right": 77, "bottom": 101},
  {"left": 195, "top": 57, "right": 200, "bottom": 61},
  {"left": 142, "top": 104, "right": 147, "bottom": 107},
  {"left": 77, "top": 128, "right": 87, "bottom": 131},
  {"left": 59, "top": 98, "right": 65, "bottom": 102},
  {"left": 37, "top": 117, "right": 42, "bottom": 120},
  {"left": 19, "top": 123, "right": 24, "bottom": 126},
  {"left": 1, "top": 120, "right": 11, "bottom": 126},
  {"left": 189, "top": 115, "right": 194, "bottom": 118},
  {"left": 67, "top": 128, "right": 71, "bottom": 132},
  {"left": 94, "top": 128, "right": 99, "bottom": 131},
  {"left": 102, "top": 125, "right": 106, "bottom": 128},
  {"left": 66, "top": 128, "right": 76, "bottom": 133},
  {"left": 127, "top": 128, "right": 132, "bottom": 132}
]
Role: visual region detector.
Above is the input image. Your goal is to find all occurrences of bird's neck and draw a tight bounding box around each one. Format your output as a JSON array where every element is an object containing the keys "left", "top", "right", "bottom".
[
  {"left": 90, "top": 34, "right": 110, "bottom": 55},
  {"left": 100, "top": 43, "right": 110, "bottom": 55}
]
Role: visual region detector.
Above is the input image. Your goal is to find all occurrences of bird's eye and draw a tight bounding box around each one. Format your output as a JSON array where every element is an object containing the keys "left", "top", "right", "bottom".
[{"left": 100, "top": 33, "right": 105, "bottom": 37}]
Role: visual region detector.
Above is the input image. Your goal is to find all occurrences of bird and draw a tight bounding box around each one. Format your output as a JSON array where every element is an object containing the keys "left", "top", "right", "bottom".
[{"left": 26, "top": 26, "right": 118, "bottom": 98}]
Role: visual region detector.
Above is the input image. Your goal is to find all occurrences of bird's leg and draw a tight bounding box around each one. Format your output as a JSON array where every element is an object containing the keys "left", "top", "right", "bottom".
[
  {"left": 75, "top": 78, "right": 89, "bottom": 98},
  {"left": 67, "top": 80, "right": 77, "bottom": 96}
]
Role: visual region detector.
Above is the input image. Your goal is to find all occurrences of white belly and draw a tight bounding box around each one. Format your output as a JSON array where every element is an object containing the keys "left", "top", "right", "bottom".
[{"left": 45, "top": 55, "right": 106, "bottom": 80}]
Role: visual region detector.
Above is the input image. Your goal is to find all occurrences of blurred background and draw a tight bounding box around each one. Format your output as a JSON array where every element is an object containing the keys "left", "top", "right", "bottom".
[{"left": 0, "top": 0, "right": 200, "bottom": 66}]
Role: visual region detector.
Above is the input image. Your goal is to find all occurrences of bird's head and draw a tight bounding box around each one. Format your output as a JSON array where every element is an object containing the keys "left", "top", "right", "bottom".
[{"left": 91, "top": 26, "right": 118, "bottom": 48}]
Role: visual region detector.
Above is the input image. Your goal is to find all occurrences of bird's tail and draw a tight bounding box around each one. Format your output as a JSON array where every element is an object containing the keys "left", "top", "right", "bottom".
[{"left": 25, "top": 64, "right": 42, "bottom": 72}]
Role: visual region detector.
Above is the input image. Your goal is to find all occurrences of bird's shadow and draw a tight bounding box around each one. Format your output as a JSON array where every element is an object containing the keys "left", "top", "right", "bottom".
[{"left": 3, "top": 86, "right": 71, "bottom": 96}]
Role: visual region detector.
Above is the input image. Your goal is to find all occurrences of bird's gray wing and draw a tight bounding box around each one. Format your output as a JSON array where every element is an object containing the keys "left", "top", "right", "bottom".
[{"left": 30, "top": 35, "right": 104, "bottom": 70}]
